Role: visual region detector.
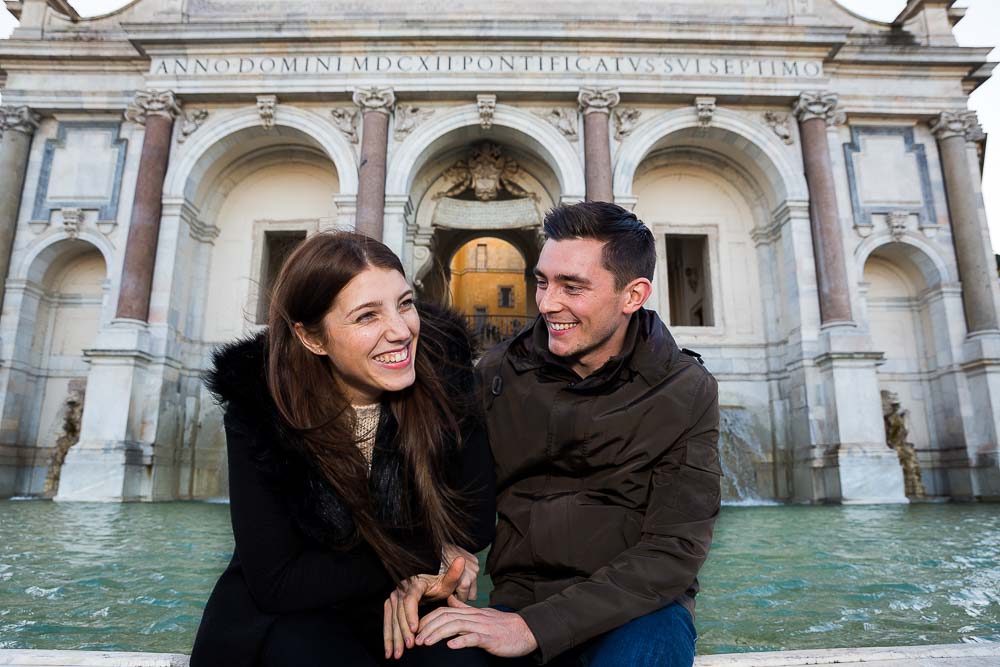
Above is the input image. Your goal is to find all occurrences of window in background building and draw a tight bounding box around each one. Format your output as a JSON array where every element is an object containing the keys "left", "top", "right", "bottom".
[
  {"left": 665, "top": 234, "right": 713, "bottom": 327},
  {"left": 498, "top": 285, "right": 514, "bottom": 308},
  {"left": 257, "top": 230, "right": 307, "bottom": 323}
]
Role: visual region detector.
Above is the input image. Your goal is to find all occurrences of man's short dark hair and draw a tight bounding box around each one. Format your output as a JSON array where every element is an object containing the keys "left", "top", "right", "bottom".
[{"left": 542, "top": 201, "right": 655, "bottom": 290}]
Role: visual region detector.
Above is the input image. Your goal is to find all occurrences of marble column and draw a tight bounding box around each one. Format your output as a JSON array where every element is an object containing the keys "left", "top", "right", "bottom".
[
  {"left": 578, "top": 87, "right": 619, "bottom": 203},
  {"left": 353, "top": 87, "right": 395, "bottom": 241},
  {"left": 931, "top": 110, "right": 1000, "bottom": 334},
  {"left": 792, "top": 92, "right": 853, "bottom": 325},
  {"left": 0, "top": 106, "right": 40, "bottom": 310},
  {"left": 116, "top": 90, "right": 181, "bottom": 322}
]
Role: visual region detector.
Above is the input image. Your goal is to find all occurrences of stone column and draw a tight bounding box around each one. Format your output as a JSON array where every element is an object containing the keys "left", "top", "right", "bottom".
[
  {"left": 353, "top": 87, "right": 395, "bottom": 241},
  {"left": 116, "top": 90, "right": 181, "bottom": 322},
  {"left": 0, "top": 106, "right": 40, "bottom": 310},
  {"left": 931, "top": 110, "right": 1000, "bottom": 334},
  {"left": 578, "top": 87, "right": 619, "bottom": 203},
  {"left": 792, "top": 92, "right": 853, "bottom": 325}
]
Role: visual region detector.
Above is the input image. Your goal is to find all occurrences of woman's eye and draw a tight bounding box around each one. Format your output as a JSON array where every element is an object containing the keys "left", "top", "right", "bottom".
[
  {"left": 399, "top": 298, "right": 414, "bottom": 310},
  {"left": 356, "top": 311, "right": 376, "bottom": 323}
]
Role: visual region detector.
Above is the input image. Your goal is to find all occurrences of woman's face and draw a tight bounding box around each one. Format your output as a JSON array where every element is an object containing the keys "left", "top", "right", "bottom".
[{"left": 297, "top": 266, "right": 420, "bottom": 405}]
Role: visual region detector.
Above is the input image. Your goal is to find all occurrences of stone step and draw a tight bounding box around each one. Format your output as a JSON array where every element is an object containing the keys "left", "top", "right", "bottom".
[{"left": 1, "top": 644, "right": 999, "bottom": 666}]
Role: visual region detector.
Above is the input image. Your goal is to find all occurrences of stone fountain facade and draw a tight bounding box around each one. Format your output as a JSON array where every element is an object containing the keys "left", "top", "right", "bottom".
[{"left": 0, "top": 0, "right": 997, "bottom": 504}]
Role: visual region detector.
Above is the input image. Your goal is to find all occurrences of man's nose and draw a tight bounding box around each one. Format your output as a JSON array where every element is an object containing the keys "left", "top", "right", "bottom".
[{"left": 537, "top": 287, "right": 560, "bottom": 314}]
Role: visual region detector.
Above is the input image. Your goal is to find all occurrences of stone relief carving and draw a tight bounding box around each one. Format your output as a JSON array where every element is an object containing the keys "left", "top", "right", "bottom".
[
  {"left": 124, "top": 90, "right": 182, "bottom": 125},
  {"left": 763, "top": 111, "right": 794, "bottom": 145},
  {"left": 330, "top": 107, "right": 359, "bottom": 143},
  {"left": 887, "top": 210, "right": 910, "bottom": 241},
  {"left": 578, "top": 87, "right": 620, "bottom": 115},
  {"left": 394, "top": 105, "right": 435, "bottom": 141},
  {"left": 434, "top": 142, "right": 535, "bottom": 202},
  {"left": 352, "top": 87, "right": 396, "bottom": 115},
  {"left": 930, "top": 110, "right": 984, "bottom": 142},
  {"left": 61, "top": 208, "right": 84, "bottom": 239},
  {"left": 613, "top": 108, "right": 641, "bottom": 140},
  {"left": 177, "top": 108, "right": 209, "bottom": 144},
  {"left": 0, "top": 105, "right": 41, "bottom": 136},
  {"left": 537, "top": 108, "right": 578, "bottom": 141},
  {"left": 695, "top": 96, "right": 716, "bottom": 127},
  {"left": 257, "top": 95, "right": 278, "bottom": 130},
  {"left": 477, "top": 94, "right": 497, "bottom": 130},
  {"left": 792, "top": 91, "right": 846, "bottom": 126}
]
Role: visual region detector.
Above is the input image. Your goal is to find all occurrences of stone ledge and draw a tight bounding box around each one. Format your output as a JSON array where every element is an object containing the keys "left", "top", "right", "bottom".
[{"left": 1, "top": 644, "right": 999, "bottom": 666}]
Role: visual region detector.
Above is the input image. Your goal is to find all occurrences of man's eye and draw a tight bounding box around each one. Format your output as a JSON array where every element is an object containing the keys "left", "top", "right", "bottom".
[
  {"left": 564, "top": 285, "right": 582, "bottom": 294},
  {"left": 537, "top": 281, "right": 548, "bottom": 289}
]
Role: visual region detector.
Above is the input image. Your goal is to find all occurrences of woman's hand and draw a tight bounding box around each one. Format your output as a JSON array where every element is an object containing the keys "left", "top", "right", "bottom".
[
  {"left": 383, "top": 557, "right": 465, "bottom": 659},
  {"left": 440, "top": 543, "right": 480, "bottom": 603}
]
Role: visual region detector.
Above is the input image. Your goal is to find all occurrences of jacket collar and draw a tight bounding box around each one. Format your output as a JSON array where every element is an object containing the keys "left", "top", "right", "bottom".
[{"left": 505, "top": 308, "right": 678, "bottom": 389}]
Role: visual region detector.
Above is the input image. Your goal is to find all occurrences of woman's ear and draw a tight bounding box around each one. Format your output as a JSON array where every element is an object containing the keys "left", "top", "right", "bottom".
[{"left": 293, "top": 322, "right": 328, "bottom": 357}]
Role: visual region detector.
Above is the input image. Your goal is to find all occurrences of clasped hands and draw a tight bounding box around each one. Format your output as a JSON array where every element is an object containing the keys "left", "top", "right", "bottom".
[{"left": 382, "top": 544, "right": 537, "bottom": 660}]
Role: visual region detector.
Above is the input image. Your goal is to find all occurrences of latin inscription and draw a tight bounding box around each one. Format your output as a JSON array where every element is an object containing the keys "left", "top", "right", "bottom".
[{"left": 151, "top": 54, "right": 823, "bottom": 79}]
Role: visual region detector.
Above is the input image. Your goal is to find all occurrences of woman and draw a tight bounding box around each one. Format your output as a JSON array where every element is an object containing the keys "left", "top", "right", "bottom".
[{"left": 190, "top": 232, "right": 495, "bottom": 666}]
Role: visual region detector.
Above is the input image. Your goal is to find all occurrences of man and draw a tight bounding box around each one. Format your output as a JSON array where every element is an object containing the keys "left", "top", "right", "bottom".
[{"left": 398, "top": 202, "right": 721, "bottom": 665}]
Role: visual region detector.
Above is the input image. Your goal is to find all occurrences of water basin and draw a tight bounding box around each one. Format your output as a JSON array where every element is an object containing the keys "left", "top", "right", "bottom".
[{"left": 1, "top": 500, "right": 998, "bottom": 655}]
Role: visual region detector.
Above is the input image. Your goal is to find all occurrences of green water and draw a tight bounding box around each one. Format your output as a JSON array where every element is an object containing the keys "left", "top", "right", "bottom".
[{"left": 1, "top": 500, "right": 998, "bottom": 655}]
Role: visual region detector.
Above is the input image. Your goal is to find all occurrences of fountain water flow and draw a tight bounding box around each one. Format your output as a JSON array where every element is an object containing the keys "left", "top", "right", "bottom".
[{"left": 719, "top": 407, "right": 776, "bottom": 505}]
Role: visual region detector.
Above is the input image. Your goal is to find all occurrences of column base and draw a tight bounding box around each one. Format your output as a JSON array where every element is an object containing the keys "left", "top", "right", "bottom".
[{"left": 54, "top": 442, "right": 152, "bottom": 502}]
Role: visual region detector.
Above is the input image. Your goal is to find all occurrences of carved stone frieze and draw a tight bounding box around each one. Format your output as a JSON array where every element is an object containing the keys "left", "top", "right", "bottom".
[
  {"left": 393, "top": 105, "right": 435, "bottom": 141},
  {"left": 257, "top": 95, "right": 278, "bottom": 130},
  {"left": 930, "top": 110, "right": 984, "bottom": 143},
  {"left": 792, "top": 91, "right": 846, "bottom": 126},
  {"left": 177, "top": 108, "right": 209, "bottom": 144},
  {"left": 477, "top": 94, "right": 497, "bottom": 130},
  {"left": 578, "top": 87, "right": 620, "bottom": 115},
  {"left": 124, "top": 90, "right": 182, "bottom": 126},
  {"left": 763, "top": 111, "right": 794, "bottom": 145},
  {"left": 537, "top": 108, "right": 578, "bottom": 141},
  {"left": 695, "top": 96, "right": 716, "bottom": 127},
  {"left": 330, "top": 107, "right": 359, "bottom": 143},
  {"left": 613, "top": 108, "right": 641, "bottom": 140},
  {"left": 434, "top": 142, "right": 535, "bottom": 202},
  {"left": 0, "top": 105, "right": 41, "bottom": 136},
  {"left": 352, "top": 87, "right": 396, "bottom": 115}
]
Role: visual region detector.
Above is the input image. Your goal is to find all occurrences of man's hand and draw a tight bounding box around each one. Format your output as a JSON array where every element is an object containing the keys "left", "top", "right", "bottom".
[
  {"left": 415, "top": 595, "right": 539, "bottom": 657},
  {"left": 383, "top": 557, "right": 465, "bottom": 660}
]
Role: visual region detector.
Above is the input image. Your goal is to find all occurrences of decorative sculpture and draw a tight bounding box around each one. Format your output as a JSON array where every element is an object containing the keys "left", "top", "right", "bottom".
[
  {"left": 881, "top": 390, "right": 927, "bottom": 499},
  {"left": 434, "top": 142, "right": 535, "bottom": 202}
]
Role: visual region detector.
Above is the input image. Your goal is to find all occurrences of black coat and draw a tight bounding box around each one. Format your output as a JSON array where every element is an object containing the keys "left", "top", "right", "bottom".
[{"left": 190, "top": 306, "right": 496, "bottom": 667}]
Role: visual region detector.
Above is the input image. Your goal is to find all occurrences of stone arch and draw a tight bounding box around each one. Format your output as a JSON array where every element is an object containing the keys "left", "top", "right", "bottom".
[
  {"left": 855, "top": 235, "right": 952, "bottom": 291},
  {"left": 15, "top": 233, "right": 117, "bottom": 287},
  {"left": 163, "top": 104, "right": 357, "bottom": 202},
  {"left": 614, "top": 106, "right": 808, "bottom": 209},
  {"left": 387, "top": 103, "right": 585, "bottom": 200}
]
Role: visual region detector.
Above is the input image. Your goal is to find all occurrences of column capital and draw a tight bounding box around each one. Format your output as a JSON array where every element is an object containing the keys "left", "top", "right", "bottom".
[
  {"left": 792, "top": 91, "right": 846, "bottom": 126},
  {"left": 0, "top": 105, "right": 41, "bottom": 136},
  {"left": 578, "top": 87, "right": 620, "bottom": 116},
  {"left": 124, "top": 90, "right": 182, "bottom": 126},
  {"left": 353, "top": 87, "right": 396, "bottom": 116},
  {"left": 930, "top": 110, "right": 984, "bottom": 142}
]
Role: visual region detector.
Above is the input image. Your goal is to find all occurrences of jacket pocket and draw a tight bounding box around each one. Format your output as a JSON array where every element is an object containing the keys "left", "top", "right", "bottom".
[{"left": 529, "top": 496, "right": 638, "bottom": 574}]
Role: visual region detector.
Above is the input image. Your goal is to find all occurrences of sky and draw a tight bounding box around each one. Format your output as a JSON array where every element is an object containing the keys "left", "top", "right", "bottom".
[{"left": 1, "top": 0, "right": 998, "bottom": 252}]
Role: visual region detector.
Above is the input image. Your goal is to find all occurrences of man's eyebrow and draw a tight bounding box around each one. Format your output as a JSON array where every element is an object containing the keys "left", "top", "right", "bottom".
[
  {"left": 347, "top": 300, "right": 381, "bottom": 316},
  {"left": 555, "top": 273, "right": 592, "bottom": 286}
]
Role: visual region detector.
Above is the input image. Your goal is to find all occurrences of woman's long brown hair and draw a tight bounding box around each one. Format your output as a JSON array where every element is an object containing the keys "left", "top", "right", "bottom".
[{"left": 267, "top": 231, "right": 470, "bottom": 580}]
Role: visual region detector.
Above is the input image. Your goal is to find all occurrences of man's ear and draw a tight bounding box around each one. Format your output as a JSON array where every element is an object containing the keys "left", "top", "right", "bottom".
[
  {"left": 622, "top": 278, "right": 653, "bottom": 315},
  {"left": 293, "top": 322, "right": 328, "bottom": 357}
]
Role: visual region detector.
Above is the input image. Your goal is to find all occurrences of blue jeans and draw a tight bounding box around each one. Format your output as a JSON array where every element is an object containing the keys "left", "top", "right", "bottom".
[{"left": 494, "top": 601, "right": 697, "bottom": 667}]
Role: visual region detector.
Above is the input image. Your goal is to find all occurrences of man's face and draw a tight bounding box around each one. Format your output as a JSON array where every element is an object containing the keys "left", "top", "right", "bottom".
[{"left": 534, "top": 237, "right": 631, "bottom": 377}]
